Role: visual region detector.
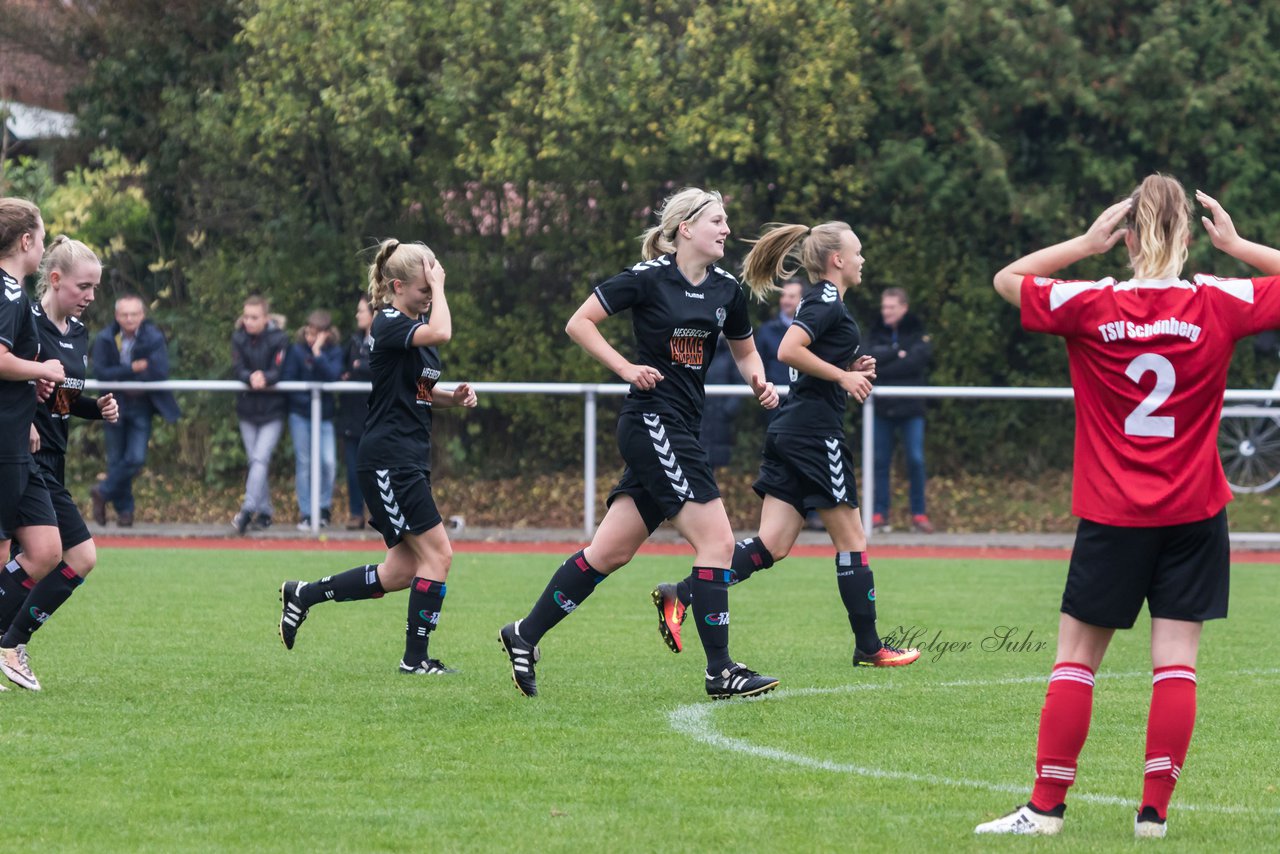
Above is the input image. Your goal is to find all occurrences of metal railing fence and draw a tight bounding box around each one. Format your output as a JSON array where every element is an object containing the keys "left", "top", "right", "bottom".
[{"left": 85, "top": 380, "right": 1280, "bottom": 536}]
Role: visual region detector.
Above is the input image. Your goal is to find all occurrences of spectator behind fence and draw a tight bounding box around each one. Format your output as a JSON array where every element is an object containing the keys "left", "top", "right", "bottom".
[
  {"left": 338, "top": 294, "right": 374, "bottom": 530},
  {"left": 90, "top": 295, "right": 181, "bottom": 527},
  {"left": 865, "top": 287, "right": 933, "bottom": 534},
  {"left": 282, "top": 309, "right": 342, "bottom": 529},
  {"left": 756, "top": 277, "right": 805, "bottom": 391},
  {"left": 231, "top": 295, "right": 288, "bottom": 536}
]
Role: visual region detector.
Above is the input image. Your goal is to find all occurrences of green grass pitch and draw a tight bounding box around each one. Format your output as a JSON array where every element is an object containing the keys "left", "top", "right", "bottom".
[{"left": 4, "top": 547, "right": 1279, "bottom": 852}]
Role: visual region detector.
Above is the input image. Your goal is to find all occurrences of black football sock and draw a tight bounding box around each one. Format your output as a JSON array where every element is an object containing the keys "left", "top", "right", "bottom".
[
  {"left": 0, "top": 562, "right": 83, "bottom": 647},
  {"left": 520, "top": 550, "right": 606, "bottom": 645},
  {"left": 677, "top": 537, "right": 775, "bottom": 607},
  {"left": 299, "top": 564, "right": 385, "bottom": 607},
  {"left": 730, "top": 537, "right": 775, "bottom": 584},
  {"left": 690, "top": 567, "right": 735, "bottom": 674},
  {"left": 404, "top": 578, "right": 446, "bottom": 664},
  {"left": 0, "top": 559, "right": 35, "bottom": 636},
  {"left": 835, "top": 551, "right": 881, "bottom": 653}
]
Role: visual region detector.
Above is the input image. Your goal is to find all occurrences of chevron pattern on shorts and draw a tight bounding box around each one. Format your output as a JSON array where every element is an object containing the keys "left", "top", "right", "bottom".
[
  {"left": 643, "top": 413, "right": 692, "bottom": 498},
  {"left": 376, "top": 469, "right": 406, "bottom": 530},
  {"left": 825, "top": 437, "right": 846, "bottom": 501}
]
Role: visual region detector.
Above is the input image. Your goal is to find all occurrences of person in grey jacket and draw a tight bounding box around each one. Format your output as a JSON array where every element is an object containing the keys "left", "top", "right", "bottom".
[{"left": 231, "top": 296, "right": 288, "bottom": 534}]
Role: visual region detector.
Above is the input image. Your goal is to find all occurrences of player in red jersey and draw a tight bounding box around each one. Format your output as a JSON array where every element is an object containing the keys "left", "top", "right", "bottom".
[{"left": 974, "top": 174, "right": 1280, "bottom": 839}]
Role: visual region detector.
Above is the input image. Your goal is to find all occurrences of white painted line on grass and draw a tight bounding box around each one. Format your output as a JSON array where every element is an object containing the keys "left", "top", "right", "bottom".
[{"left": 668, "top": 669, "right": 1280, "bottom": 816}]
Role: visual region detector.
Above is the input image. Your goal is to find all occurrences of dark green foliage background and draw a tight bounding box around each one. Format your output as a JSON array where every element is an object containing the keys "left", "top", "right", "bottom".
[{"left": 16, "top": 0, "right": 1280, "bottom": 482}]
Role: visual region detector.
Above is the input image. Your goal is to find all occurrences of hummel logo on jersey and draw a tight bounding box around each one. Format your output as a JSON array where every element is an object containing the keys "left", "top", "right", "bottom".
[
  {"left": 58, "top": 340, "right": 74, "bottom": 349},
  {"left": 553, "top": 590, "right": 578, "bottom": 614},
  {"left": 684, "top": 290, "right": 705, "bottom": 299}
]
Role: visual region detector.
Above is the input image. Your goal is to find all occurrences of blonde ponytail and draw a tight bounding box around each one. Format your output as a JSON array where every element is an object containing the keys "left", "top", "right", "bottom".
[
  {"left": 1126, "top": 174, "right": 1190, "bottom": 280},
  {"left": 741, "top": 221, "right": 853, "bottom": 301}
]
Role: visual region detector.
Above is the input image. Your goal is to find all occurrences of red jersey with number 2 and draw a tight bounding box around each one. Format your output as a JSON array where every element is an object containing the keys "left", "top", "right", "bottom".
[{"left": 1021, "top": 273, "right": 1280, "bottom": 527}]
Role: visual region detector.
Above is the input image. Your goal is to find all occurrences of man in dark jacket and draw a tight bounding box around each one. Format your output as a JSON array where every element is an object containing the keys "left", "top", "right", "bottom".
[
  {"left": 865, "top": 287, "right": 933, "bottom": 534},
  {"left": 90, "top": 295, "right": 181, "bottom": 526},
  {"left": 231, "top": 296, "right": 288, "bottom": 534}
]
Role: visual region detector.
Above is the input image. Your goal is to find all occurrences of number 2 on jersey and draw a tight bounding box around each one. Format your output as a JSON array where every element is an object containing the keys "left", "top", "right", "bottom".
[{"left": 1124, "top": 353, "right": 1175, "bottom": 438}]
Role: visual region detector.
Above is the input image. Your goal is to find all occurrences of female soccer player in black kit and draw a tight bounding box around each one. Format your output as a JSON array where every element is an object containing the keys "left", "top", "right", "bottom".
[
  {"left": 499, "top": 187, "right": 781, "bottom": 699},
  {"left": 278, "top": 240, "right": 477, "bottom": 675},
  {"left": 0, "top": 237, "right": 119, "bottom": 691},
  {"left": 0, "top": 199, "right": 67, "bottom": 692},
  {"left": 651, "top": 222, "right": 920, "bottom": 669}
]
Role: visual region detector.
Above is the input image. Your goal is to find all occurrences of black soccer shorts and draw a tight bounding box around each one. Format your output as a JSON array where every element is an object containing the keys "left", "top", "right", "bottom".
[
  {"left": 0, "top": 459, "right": 58, "bottom": 540},
  {"left": 752, "top": 432, "right": 858, "bottom": 516},
  {"left": 33, "top": 452, "right": 92, "bottom": 550},
  {"left": 1061, "top": 510, "right": 1230, "bottom": 628},
  {"left": 359, "top": 467, "right": 443, "bottom": 549},
  {"left": 606, "top": 410, "right": 720, "bottom": 534}
]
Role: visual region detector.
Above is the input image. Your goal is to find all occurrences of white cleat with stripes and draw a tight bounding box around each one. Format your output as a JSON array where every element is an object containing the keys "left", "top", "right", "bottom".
[{"left": 974, "top": 804, "right": 1064, "bottom": 835}]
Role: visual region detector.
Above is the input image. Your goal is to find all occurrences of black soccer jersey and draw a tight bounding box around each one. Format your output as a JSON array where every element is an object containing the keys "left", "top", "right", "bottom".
[
  {"left": 0, "top": 268, "right": 42, "bottom": 463},
  {"left": 593, "top": 254, "right": 752, "bottom": 431},
  {"left": 357, "top": 307, "right": 442, "bottom": 472},
  {"left": 34, "top": 310, "right": 100, "bottom": 459},
  {"left": 768, "top": 281, "right": 862, "bottom": 436}
]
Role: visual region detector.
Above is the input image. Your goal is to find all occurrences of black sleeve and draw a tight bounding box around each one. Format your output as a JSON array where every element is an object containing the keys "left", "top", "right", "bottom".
[
  {"left": 373, "top": 310, "right": 424, "bottom": 351},
  {"left": 0, "top": 294, "right": 24, "bottom": 349},
  {"left": 592, "top": 266, "right": 649, "bottom": 316},
  {"left": 70, "top": 395, "right": 104, "bottom": 420},
  {"left": 791, "top": 297, "right": 837, "bottom": 343},
  {"left": 722, "top": 284, "right": 753, "bottom": 340}
]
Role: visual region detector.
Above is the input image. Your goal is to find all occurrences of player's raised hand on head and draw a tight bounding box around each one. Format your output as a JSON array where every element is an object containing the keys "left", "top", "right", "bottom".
[
  {"left": 1197, "top": 190, "right": 1241, "bottom": 251},
  {"left": 452, "top": 382, "right": 478, "bottom": 408},
  {"left": 99, "top": 392, "right": 119, "bottom": 423},
  {"left": 1082, "top": 198, "right": 1131, "bottom": 255},
  {"left": 423, "top": 254, "right": 446, "bottom": 292},
  {"left": 621, "top": 363, "right": 663, "bottom": 390}
]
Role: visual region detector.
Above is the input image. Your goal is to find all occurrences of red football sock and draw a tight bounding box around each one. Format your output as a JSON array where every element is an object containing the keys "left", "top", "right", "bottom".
[
  {"left": 1141, "top": 666, "right": 1197, "bottom": 820},
  {"left": 1030, "top": 662, "right": 1095, "bottom": 812}
]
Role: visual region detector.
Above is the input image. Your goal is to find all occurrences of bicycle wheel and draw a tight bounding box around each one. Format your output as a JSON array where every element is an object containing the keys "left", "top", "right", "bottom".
[{"left": 1218, "top": 408, "right": 1280, "bottom": 493}]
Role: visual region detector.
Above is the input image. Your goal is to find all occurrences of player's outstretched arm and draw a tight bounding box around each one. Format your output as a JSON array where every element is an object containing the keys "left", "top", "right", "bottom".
[
  {"left": 993, "top": 199, "right": 1132, "bottom": 307},
  {"left": 1198, "top": 190, "right": 1280, "bottom": 276}
]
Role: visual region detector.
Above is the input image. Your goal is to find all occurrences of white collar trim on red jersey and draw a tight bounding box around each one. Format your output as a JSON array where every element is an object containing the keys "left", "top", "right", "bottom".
[{"left": 1112, "top": 277, "right": 1194, "bottom": 291}]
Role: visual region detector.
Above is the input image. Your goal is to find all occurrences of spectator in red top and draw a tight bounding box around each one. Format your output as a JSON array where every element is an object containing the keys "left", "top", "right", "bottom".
[{"left": 976, "top": 175, "right": 1280, "bottom": 839}]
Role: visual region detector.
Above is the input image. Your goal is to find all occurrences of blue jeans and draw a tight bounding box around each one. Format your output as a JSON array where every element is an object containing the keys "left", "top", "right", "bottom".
[
  {"left": 873, "top": 414, "right": 927, "bottom": 517},
  {"left": 101, "top": 406, "right": 153, "bottom": 513},
  {"left": 344, "top": 435, "right": 364, "bottom": 517},
  {"left": 288, "top": 412, "right": 336, "bottom": 518},
  {"left": 239, "top": 418, "right": 284, "bottom": 517}
]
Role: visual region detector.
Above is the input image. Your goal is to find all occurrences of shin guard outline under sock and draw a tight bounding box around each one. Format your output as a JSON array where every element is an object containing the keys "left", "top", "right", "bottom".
[{"left": 1030, "top": 662, "right": 1096, "bottom": 812}]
